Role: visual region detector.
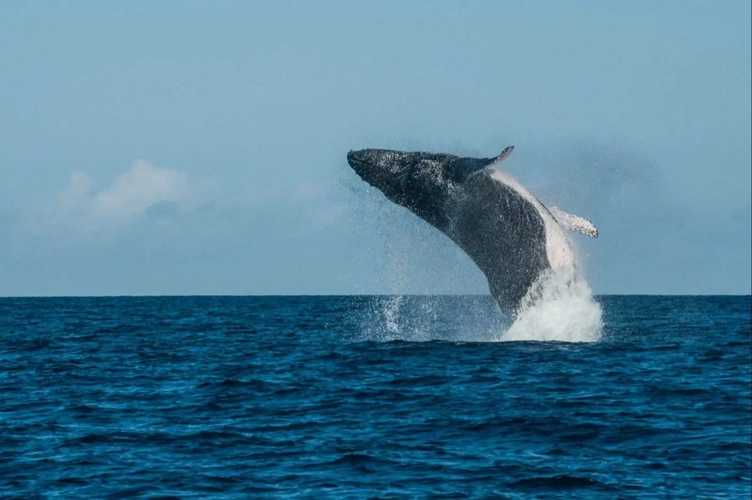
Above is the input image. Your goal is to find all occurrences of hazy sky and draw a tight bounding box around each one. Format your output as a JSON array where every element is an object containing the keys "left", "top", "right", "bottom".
[{"left": 1, "top": 1, "right": 750, "bottom": 296}]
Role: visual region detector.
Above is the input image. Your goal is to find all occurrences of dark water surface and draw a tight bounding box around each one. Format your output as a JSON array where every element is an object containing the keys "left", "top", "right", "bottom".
[{"left": 1, "top": 295, "right": 749, "bottom": 498}]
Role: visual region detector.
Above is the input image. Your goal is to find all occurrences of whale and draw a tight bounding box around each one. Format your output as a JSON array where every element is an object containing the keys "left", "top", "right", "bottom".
[{"left": 346, "top": 146, "right": 598, "bottom": 315}]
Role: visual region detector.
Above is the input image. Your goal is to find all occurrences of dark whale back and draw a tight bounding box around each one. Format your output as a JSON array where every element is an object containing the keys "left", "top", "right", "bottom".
[{"left": 443, "top": 172, "right": 550, "bottom": 314}]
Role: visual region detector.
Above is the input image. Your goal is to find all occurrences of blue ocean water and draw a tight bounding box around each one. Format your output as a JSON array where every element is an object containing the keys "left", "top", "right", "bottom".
[{"left": 0, "top": 295, "right": 749, "bottom": 498}]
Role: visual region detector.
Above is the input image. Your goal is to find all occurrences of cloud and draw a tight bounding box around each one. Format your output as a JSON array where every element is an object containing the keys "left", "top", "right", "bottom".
[
  {"left": 24, "top": 159, "right": 348, "bottom": 243},
  {"left": 87, "top": 160, "right": 191, "bottom": 221},
  {"left": 34, "top": 160, "right": 196, "bottom": 237},
  {"left": 56, "top": 170, "right": 94, "bottom": 209}
]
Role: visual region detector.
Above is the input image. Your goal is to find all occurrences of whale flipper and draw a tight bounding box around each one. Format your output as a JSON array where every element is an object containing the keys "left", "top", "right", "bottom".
[{"left": 549, "top": 207, "right": 599, "bottom": 238}]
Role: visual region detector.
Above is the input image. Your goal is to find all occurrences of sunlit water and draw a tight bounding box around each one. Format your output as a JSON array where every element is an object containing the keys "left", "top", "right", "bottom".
[{"left": 1, "top": 295, "right": 749, "bottom": 498}]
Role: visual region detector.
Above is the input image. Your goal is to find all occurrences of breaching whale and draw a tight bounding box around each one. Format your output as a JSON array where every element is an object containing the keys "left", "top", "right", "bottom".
[{"left": 346, "top": 146, "right": 598, "bottom": 315}]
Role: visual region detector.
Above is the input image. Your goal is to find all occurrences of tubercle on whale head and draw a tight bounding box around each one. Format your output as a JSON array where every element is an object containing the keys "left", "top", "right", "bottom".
[
  {"left": 346, "top": 147, "right": 460, "bottom": 231},
  {"left": 347, "top": 148, "right": 450, "bottom": 197},
  {"left": 347, "top": 149, "right": 393, "bottom": 191},
  {"left": 347, "top": 148, "right": 414, "bottom": 176}
]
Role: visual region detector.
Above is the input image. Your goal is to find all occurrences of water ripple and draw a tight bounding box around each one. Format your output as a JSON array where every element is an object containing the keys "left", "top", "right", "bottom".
[{"left": 0, "top": 295, "right": 749, "bottom": 498}]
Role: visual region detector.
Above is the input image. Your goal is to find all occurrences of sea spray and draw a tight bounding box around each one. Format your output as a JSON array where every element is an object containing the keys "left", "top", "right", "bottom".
[
  {"left": 352, "top": 213, "right": 602, "bottom": 342},
  {"left": 355, "top": 294, "right": 503, "bottom": 343},
  {"left": 501, "top": 266, "right": 603, "bottom": 342},
  {"left": 488, "top": 167, "right": 603, "bottom": 342},
  {"left": 356, "top": 247, "right": 603, "bottom": 343},
  {"left": 384, "top": 295, "right": 403, "bottom": 335}
]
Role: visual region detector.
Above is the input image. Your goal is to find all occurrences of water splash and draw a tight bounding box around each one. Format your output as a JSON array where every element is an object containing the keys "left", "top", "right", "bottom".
[
  {"left": 501, "top": 266, "right": 603, "bottom": 343},
  {"left": 489, "top": 167, "right": 603, "bottom": 342},
  {"left": 349, "top": 294, "right": 505, "bottom": 343},
  {"left": 384, "top": 295, "right": 403, "bottom": 335},
  {"left": 352, "top": 254, "right": 602, "bottom": 343},
  {"left": 349, "top": 165, "right": 603, "bottom": 343}
]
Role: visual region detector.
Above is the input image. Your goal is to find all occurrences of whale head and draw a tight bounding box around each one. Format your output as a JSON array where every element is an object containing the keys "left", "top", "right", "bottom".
[
  {"left": 347, "top": 147, "right": 513, "bottom": 229},
  {"left": 347, "top": 148, "right": 460, "bottom": 228},
  {"left": 347, "top": 149, "right": 454, "bottom": 197}
]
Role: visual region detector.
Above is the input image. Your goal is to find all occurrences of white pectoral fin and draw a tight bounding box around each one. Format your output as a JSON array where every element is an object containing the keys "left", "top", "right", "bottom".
[{"left": 549, "top": 206, "right": 599, "bottom": 238}]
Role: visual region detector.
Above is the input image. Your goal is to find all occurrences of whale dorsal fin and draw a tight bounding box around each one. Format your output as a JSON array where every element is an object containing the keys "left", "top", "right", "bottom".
[
  {"left": 490, "top": 145, "right": 514, "bottom": 165},
  {"left": 549, "top": 206, "right": 599, "bottom": 238},
  {"left": 453, "top": 145, "right": 516, "bottom": 182}
]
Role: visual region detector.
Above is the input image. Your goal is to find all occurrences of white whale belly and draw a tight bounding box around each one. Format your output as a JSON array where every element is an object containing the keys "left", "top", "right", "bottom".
[{"left": 488, "top": 169, "right": 575, "bottom": 270}]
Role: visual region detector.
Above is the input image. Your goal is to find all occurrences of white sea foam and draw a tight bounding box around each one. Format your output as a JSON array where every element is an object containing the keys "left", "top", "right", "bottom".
[
  {"left": 358, "top": 167, "right": 603, "bottom": 343},
  {"left": 489, "top": 168, "right": 603, "bottom": 342},
  {"left": 501, "top": 266, "right": 603, "bottom": 342},
  {"left": 367, "top": 269, "right": 603, "bottom": 343}
]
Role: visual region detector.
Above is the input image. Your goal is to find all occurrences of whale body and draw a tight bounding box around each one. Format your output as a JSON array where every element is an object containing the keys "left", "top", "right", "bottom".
[{"left": 346, "top": 146, "right": 598, "bottom": 315}]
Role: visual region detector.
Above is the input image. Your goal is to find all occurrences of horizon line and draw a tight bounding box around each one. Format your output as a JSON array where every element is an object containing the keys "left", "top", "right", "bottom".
[{"left": 1, "top": 293, "right": 750, "bottom": 299}]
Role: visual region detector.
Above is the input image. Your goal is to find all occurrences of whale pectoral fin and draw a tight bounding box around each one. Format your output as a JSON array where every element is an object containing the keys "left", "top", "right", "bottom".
[{"left": 550, "top": 207, "right": 599, "bottom": 238}]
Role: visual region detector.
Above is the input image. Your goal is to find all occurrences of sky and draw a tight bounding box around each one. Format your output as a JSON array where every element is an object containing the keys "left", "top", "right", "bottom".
[{"left": 0, "top": 1, "right": 750, "bottom": 296}]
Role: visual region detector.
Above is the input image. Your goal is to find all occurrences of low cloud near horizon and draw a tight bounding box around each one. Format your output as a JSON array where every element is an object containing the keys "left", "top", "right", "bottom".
[
  {"left": 48, "top": 160, "right": 194, "bottom": 237},
  {"left": 17, "top": 159, "right": 341, "bottom": 242}
]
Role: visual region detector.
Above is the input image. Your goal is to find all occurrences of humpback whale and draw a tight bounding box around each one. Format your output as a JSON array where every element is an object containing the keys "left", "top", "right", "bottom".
[{"left": 346, "top": 146, "right": 598, "bottom": 315}]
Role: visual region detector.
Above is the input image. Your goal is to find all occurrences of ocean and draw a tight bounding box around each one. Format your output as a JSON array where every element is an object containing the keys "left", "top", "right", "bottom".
[{"left": 0, "top": 295, "right": 749, "bottom": 498}]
